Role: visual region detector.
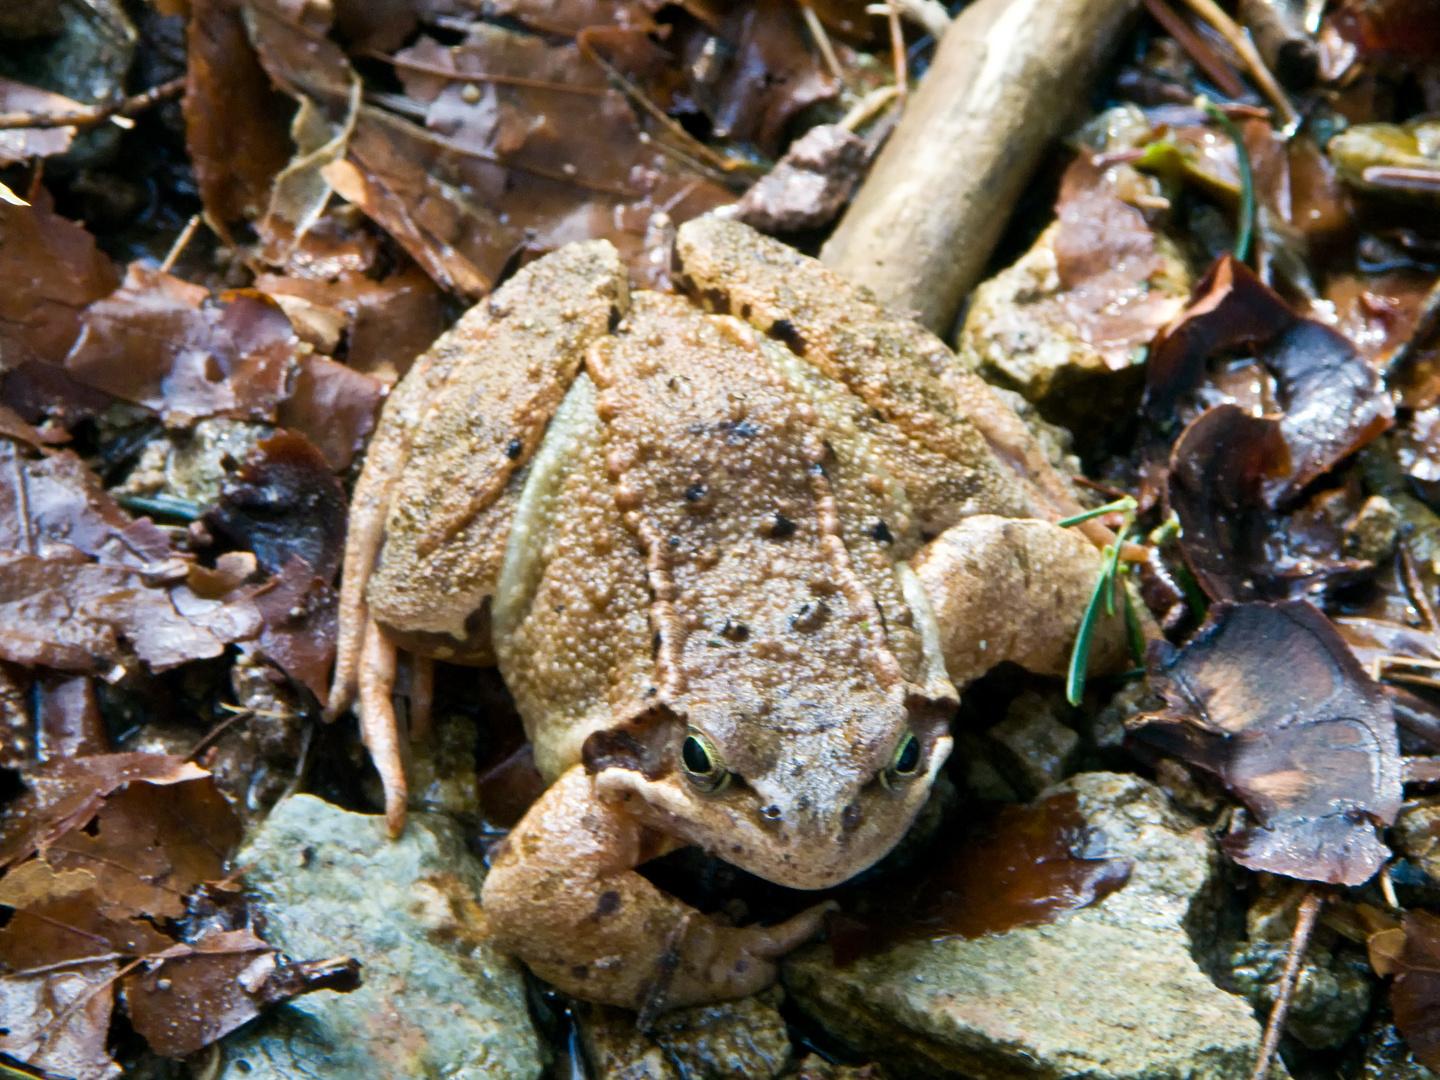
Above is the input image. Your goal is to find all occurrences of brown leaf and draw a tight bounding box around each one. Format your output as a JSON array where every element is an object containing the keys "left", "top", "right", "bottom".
[
  {"left": 1132, "top": 601, "right": 1402, "bottom": 885},
  {"left": 183, "top": 0, "right": 294, "bottom": 235},
  {"left": 0, "top": 442, "right": 174, "bottom": 568},
  {"left": 0, "top": 186, "right": 119, "bottom": 369},
  {"left": 828, "top": 792, "right": 1133, "bottom": 965},
  {"left": 275, "top": 353, "right": 385, "bottom": 471},
  {"left": 0, "top": 78, "right": 82, "bottom": 165},
  {"left": 205, "top": 431, "right": 348, "bottom": 585},
  {"left": 64, "top": 270, "right": 301, "bottom": 426},
  {"left": 0, "top": 862, "right": 174, "bottom": 968},
  {"left": 1146, "top": 255, "right": 1299, "bottom": 420},
  {"left": 1391, "top": 909, "right": 1440, "bottom": 1069},
  {"left": 123, "top": 929, "right": 360, "bottom": 1058},
  {"left": 253, "top": 554, "right": 339, "bottom": 704},
  {"left": 0, "top": 959, "right": 122, "bottom": 1080},
  {"left": 0, "top": 553, "right": 261, "bottom": 673},
  {"left": 0, "top": 753, "right": 212, "bottom": 871}
]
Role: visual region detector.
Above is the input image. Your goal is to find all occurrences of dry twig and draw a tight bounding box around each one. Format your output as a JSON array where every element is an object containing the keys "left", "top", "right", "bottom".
[
  {"left": 1173, "top": 0, "right": 1300, "bottom": 131},
  {"left": 1249, "top": 891, "right": 1322, "bottom": 1080},
  {"left": 0, "top": 76, "right": 184, "bottom": 132}
]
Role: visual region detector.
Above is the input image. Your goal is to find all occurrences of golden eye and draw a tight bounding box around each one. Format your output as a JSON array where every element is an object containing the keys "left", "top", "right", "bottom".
[
  {"left": 680, "top": 729, "right": 729, "bottom": 793},
  {"left": 881, "top": 732, "right": 922, "bottom": 790}
]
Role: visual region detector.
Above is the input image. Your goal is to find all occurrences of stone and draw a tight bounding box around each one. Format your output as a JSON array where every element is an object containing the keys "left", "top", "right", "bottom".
[
  {"left": 985, "top": 690, "right": 1081, "bottom": 798},
  {"left": 216, "top": 794, "right": 540, "bottom": 1080},
  {"left": 784, "top": 772, "right": 1277, "bottom": 1080},
  {"left": 1342, "top": 494, "right": 1401, "bottom": 563},
  {"left": 1354, "top": 1020, "right": 1439, "bottom": 1080},
  {"left": 578, "top": 989, "right": 792, "bottom": 1080},
  {"left": 115, "top": 418, "right": 271, "bottom": 509}
]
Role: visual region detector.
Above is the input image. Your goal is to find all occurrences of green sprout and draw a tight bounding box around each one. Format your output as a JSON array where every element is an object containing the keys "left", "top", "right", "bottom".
[
  {"left": 1197, "top": 96, "right": 1254, "bottom": 263},
  {"left": 1063, "top": 498, "right": 1139, "bottom": 706}
]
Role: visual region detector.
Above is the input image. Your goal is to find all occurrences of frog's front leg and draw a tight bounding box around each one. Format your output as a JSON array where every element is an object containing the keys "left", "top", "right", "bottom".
[
  {"left": 910, "top": 515, "right": 1138, "bottom": 686},
  {"left": 482, "top": 766, "right": 833, "bottom": 1015}
]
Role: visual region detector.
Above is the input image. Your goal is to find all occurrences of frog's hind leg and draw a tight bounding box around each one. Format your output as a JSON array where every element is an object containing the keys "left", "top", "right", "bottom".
[
  {"left": 482, "top": 766, "right": 833, "bottom": 1016},
  {"left": 358, "top": 616, "right": 407, "bottom": 836},
  {"left": 910, "top": 515, "right": 1133, "bottom": 688}
]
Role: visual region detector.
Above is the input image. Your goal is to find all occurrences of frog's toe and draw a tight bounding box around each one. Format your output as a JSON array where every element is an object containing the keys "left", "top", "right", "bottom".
[{"left": 358, "top": 617, "right": 408, "bottom": 836}]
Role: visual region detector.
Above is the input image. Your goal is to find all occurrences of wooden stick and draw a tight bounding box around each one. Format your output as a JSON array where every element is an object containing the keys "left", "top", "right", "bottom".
[
  {"left": 820, "top": 0, "right": 1142, "bottom": 335},
  {"left": 0, "top": 76, "right": 184, "bottom": 131},
  {"left": 1249, "top": 890, "right": 1321, "bottom": 1080},
  {"left": 1174, "top": 0, "right": 1300, "bottom": 131}
]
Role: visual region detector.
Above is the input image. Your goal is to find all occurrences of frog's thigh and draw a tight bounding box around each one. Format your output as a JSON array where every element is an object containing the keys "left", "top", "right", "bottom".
[
  {"left": 482, "top": 767, "right": 831, "bottom": 1014},
  {"left": 910, "top": 515, "right": 1129, "bottom": 686}
]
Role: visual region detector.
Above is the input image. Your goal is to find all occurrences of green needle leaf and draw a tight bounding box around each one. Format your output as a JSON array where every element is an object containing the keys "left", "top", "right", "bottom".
[
  {"left": 1057, "top": 496, "right": 1137, "bottom": 529},
  {"left": 1197, "top": 96, "right": 1254, "bottom": 263},
  {"left": 1066, "top": 546, "right": 1114, "bottom": 707}
]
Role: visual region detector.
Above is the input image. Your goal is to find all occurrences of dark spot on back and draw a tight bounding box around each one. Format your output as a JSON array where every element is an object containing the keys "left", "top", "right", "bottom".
[
  {"left": 703, "top": 287, "right": 731, "bottom": 315},
  {"left": 608, "top": 304, "right": 622, "bottom": 333},
  {"left": 719, "top": 418, "right": 760, "bottom": 443},
  {"left": 741, "top": 303, "right": 752, "bottom": 318},
  {"left": 770, "top": 512, "right": 796, "bottom": 538},
  {"left": 685, "top": 483, "right": 707, "bottom": 502},
  {"left": 572, "top": 964, "right": 589, "bottom": 979},
  {"left": 721, "top": 619, "right": 749, "bottom": 641},
  {"left": 842, "top": 803, "right": 863, "bottom": 831},
  {"left": 769, "top": 318, "right": 806, "bottom": 355},
  {"left": 594, "top": 890, "right": 622, "bottom": 918},
  {"left": 870, "top": 520, "right": 894, "bottom": 544},
  {"left": 505, "top": 438, "right": 523, "bottom": 460}
]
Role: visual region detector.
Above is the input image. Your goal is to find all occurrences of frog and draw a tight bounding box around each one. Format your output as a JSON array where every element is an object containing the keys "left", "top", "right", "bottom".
[{"left": 325, "top": 216, "right": 1131, "bottom": 1017}]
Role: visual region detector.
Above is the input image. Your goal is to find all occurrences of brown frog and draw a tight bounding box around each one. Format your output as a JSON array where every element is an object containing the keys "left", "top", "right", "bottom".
[{"left": 326, "top": 217, "right": 1130, "bottom": 1016}]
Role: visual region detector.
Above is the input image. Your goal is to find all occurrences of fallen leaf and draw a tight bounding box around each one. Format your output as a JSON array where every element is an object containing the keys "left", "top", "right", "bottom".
[
  {"left": 121, "top": 928, "right": 361, "bottom": 1058},
  {"left": 0, "top": 187, "right": 119, "bottom": 369},
  {"left": 1390, "top": 909, "right": 1440, "bottom": 1069},
  {"left": 205, "top": 431, "right": 347, "bottom": 584},
  {"left": 252, "top": 553, "right": 339, "bottom": 704},
  {"left": 0, "top": 959, "right": 122, "bottom": 1080},
  {"left": 183, "top": 0, "right": 294, "bottom": 236},
  {"left": 0, "top": 78, "right": 82, "bottom": 166},
  {"left": 64, "top": 270, "right": 301, "bottom": 426},
  {"left": 1132, "top": 600, "right": 1402, "bottom": 886},
  {"left": 275, "top": 353, "right": 385, "bottom": 471}
]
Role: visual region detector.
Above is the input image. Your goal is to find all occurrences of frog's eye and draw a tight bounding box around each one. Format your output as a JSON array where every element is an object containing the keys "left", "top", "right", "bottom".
[
  {"left": 881, "top": 732, "right": 922, "bottom": 790},
  {"left": 680, "top": 729, "right": 729, "bottom": 794}
]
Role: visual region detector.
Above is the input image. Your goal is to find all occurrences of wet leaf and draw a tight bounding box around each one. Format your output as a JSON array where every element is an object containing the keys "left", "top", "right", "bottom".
[
  {"left": 205, "top": 431, "right": 347, "bottom": 585},
  {"left": 183, "top": 0, "right": 294, "bottom": 235},
  {"left": 275, "top": 354, "right": 385, "bottom": 471},
  {"left": 0, "top": 79, "right": 82, "bottom": 166},
  {"left": 64, "top": 270, "right": 301, "bottom": 426},
  {"left": 121, "top": 929, "right": 361, "bottom": 1058},
  {"left": 252, "top": 553, "right": 339, "bottom": 705},
  {"left": 1389, "top": 909, "right": 1440, "bottom": 1069},
  {"left": 1132, "top": 600, "right": 1402, "bottom": 885},
  {"left": 828, "top": 792, "right": 1133, "bottom": 965},
  {"left": 0, "top": 187, "right": 119, "bottom": 369},
  {"left": 0, "top": 959, "right": 122, "bottom": 1080}
]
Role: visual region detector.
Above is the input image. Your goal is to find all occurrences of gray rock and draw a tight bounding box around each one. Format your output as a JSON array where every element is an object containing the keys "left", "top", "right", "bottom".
[
  {"left": 115, "top": 418, "right": 272, "bottom": 509},
  {"left": 217, "top": 794, "right": 540, "bottom": 1080},
  {"left": 1355, "top": 1020, "right": 1439, "bottom": 1080},
  {"left": 784, "top": 773, "right": 1277, "bottom": 1080},
  {"left": 578, "top": 989, "right": 791, "bottom": 1080},
  {"left": 986, "top": 690, "right": 1080, "bottom": 797}
]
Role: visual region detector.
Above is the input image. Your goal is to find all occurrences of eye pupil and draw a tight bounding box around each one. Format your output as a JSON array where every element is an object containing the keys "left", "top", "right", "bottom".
[
  {"left": 894, "top": 734, "right": 920, "bottom": 775},
  {"left": 682, "top": 734, "right": 713, "bottom": 775}
]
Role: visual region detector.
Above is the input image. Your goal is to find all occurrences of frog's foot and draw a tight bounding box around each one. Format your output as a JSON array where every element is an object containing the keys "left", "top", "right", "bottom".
[
  {"left": 358, "top": 617, "right": 407, "bottom": 836},
  {"left": 482, "top": 765, "right": 832, "bottom": 1014},
  {"left": 911, "top": 514, "right": 1133, "bottom": 686}
]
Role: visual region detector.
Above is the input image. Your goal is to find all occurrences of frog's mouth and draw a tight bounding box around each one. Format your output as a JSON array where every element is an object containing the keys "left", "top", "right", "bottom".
[{"left": 592, "top": 733, "right": 952, "bottom": 891}]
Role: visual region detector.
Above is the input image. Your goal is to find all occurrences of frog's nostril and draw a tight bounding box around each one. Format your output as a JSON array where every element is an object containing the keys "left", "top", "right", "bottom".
[
  {"left": 761, "top": 804, "right": 782, "bottom": 822},
  {"left": 841, "top": 803, "right": 863, "bottom": 832}
]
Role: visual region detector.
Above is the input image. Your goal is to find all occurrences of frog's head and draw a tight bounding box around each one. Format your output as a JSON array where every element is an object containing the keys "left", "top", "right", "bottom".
[{"left": 586, "top": 688, "right": 953, "bottom": 890}]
